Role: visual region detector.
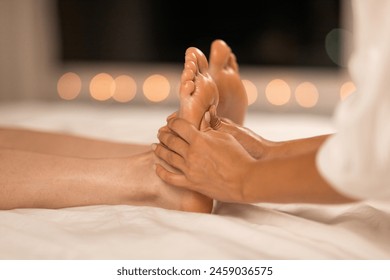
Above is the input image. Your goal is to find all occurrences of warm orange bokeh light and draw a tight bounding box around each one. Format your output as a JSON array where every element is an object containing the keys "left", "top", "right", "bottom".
[
  {"left": 57, "top": 72, "right": 82, "bottom": 100},
  {"left": 143, "top": 74, "right": 170, "bottom": 102},
  {"left": 340, "top": 81, "right": 356, "bottom": 101},
  {"left": 112, "top": 75, "right": 137, "bottom": 103},
  {"left": 294, "top": 82, "right": 319, "bottom": 108},
  {"left": 89, "top": 73, "right": 115, "bottom": 101},
  {"left": 265, "top": 79, "right": 291, "bottom": 106}
]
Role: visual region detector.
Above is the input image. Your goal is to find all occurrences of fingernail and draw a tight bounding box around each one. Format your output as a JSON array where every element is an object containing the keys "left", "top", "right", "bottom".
[{"left": 151, "top": 143, "right": 157, "bottom": 151}]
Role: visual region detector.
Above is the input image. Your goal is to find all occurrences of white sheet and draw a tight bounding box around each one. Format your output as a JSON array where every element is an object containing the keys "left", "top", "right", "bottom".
[{"left": 0, "top": 101, "right": 389, "bottom": 259}]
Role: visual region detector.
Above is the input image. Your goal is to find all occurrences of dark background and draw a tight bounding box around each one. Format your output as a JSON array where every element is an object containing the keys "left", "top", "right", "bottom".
[{"left": 56, "top": 0, "right": 340, "bottom": 67}]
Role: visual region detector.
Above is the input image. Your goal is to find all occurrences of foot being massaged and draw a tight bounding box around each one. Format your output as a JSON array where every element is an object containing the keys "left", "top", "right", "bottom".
[{"left": 3, "top": 36, "right": 387, "bottom": 213}]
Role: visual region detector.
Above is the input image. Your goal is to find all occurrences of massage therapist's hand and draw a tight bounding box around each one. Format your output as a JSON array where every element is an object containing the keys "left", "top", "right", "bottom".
[
  {"left": 158, "top": 107, "right": 276, "bottom": 161},
  {"left": 206, "top": 105, "right": 277, "bottom": 160},
  {"left": 154, "top": 117, "right": 256, "bottom": 203}
]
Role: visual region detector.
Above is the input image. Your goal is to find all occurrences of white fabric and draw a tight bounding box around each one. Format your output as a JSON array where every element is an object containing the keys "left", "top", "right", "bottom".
[
  {"left": 317, "top": 0, "right": 390, "bottom": 201},
  {"left": 1, "top": 102, "right": 389, "bottom": 259}
]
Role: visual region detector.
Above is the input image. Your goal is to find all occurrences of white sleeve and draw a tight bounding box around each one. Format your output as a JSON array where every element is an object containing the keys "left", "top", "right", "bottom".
[{"left": 316, "top": 0, "right": 390, "bottom": 201}]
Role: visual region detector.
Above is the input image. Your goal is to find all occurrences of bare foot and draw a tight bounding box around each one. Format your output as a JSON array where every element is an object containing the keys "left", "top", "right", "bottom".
[
  {"left": 128, "top": 47, "right": 218, "bottom": 214},
  {"left": 172, "top": 46, "right": 220, "bottom": 212},
  {"left": 208, "top": 39, "right": 248, "bottom": 125},
  {"left": 124, "top": 151, "right": 213, "bottom": 213},
  {"left": 179, "top": 47, "right": 219, "bottom": 128}
]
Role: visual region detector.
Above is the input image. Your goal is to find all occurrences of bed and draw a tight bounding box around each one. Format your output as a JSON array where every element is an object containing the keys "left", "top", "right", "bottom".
[{"left": 0, "top": 101, "right": 389, "bottom": 260}]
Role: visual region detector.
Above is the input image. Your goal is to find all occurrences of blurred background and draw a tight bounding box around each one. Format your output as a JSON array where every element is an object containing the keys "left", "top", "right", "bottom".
[{"left": 0, "top": 0, "right": 355, "bottom": 115}]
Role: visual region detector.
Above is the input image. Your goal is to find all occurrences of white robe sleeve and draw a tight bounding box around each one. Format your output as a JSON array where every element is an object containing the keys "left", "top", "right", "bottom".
[{"left": 316, "top": 0, "right": 390, "bottom": 201}]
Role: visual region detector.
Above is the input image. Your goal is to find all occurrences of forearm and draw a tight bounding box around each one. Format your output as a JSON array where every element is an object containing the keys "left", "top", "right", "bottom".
[
  {"left": 0, "top": 148, "right": 127, "bottom": 210},
  {"left": 217, "top": 119, "right": 331, "bottom": 160},
  {"left": 243, "top": 148, "right": 356, "bottom": 204},
  {"left": 268, "top": 134, "right": 330, "bottom": 159}
]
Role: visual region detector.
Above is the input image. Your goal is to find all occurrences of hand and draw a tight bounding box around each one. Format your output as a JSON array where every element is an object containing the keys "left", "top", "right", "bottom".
[
  {"left": 207, "top": 106, "right": 276, "bottom": 160},
  {"left": 154, "top": 117, "right": 256, "bottom": 203}
]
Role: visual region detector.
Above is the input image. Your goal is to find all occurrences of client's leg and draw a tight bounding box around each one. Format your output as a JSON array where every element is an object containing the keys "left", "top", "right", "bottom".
[
  {"left": 0, "top": 47, "right": 216, "bottom": 214},
  {"left": 0, "top": 127, "right": 150, "bottom": 158},
  {"left": 0, "top": 146, "right": 209, "bottom": 212}
]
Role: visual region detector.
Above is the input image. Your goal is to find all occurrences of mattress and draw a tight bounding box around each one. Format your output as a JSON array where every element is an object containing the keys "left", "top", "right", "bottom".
[{"left": 0, "top": 101, "right": 389, "bottom": 260}]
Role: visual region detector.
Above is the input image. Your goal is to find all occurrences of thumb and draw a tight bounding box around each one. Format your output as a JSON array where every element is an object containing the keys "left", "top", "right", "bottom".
[
  {"left": 200, "top": 110, "right": 211, "bottom": 131},
  {"left": 209, "top": 105, "right": 222, "bottom": 130},
  {"left": 166, "top": 111, "right": 178, "bottom": 121}
]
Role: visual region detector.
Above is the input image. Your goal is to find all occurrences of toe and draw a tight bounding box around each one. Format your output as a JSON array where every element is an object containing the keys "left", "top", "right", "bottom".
[
  {"left": 229, "top": 53, "right": 240, "bottom": 72},
  {"left": 186, "top": 47, "right": 208, "bottom": 75},
  {"left": 180, "top": 80, "right": 195, "bottom": 97},
  {"left": 209, "top": 39, "right": 231, "bottom": 70},
  {"left": 184, "top": 60, "right": 197, "bottom": 73},
  {"left": 181, "top": 68, "right": 195, "bottom": 83}
]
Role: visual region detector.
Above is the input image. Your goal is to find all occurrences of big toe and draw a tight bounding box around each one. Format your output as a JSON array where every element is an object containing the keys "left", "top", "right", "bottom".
[
  {"left": 209, "top": 39, "right": 231, "bottom": 70},
  {"left": 186, "top": 47, "right": 208, "bottom": 75}
]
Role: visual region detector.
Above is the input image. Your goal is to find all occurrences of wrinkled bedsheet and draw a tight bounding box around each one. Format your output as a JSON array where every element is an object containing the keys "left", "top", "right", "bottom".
[{"left": 0, "top": 101, "right": 389, "bottom": 259}]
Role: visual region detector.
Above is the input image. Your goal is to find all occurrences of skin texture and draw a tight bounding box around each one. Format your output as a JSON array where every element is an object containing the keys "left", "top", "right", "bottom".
[
  {"left": 0, "top": 38, "right": 353, "bottom": 213},
  {"left": 178, "top": 47, "right": 219, "bottom": 129},
  {"left": 156, "top": 118, "right": 356, "bottom": 204},
  {"left": 0, "top": 128, "right": 214, "bottom": 212},
  {"left": 208, "top": 39, "right": 248, "bottom": 125},
  {"left": 154, "top": 41, "right": 356, "bottom": 205}
]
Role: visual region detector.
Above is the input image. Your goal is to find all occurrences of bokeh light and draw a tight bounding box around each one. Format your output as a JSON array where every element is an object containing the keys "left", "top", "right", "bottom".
[
  {"left": 89, "top": 73, "right": 115, "bottom": 101},
  {"left": 325, "top": 28, "right": 352, "bottom": 67},
  {"left": 265, "top": 79, "right": 291, "bottom": 106},
  {"left": 294, "top": 82, "right": 319, "bottom": 108},
  {"left": 340, "top": 81, "right": 356, "bottom": 101},
  {"left": 112, "top": 75, "right": 137, "bottom": 103},
  {"left": 143, "top": 74, "right": 170, "bottom": 102},
  {"left": 57, "top": 72, "right": 82, "bottom": 100}
]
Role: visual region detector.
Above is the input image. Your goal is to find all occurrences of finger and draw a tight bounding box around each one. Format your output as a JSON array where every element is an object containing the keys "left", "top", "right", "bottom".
[
  {"left": 157, "top": 130, "right": 188, "bottom": 157},
  {"left": 167, "top": 118, "right": 199, "bottom": 144},
  {"left": 209, "top": 105, "right": 222, "bottom": 130},
  {"left": 200, "top": 111, "right": 211, "bottom": 131},
  {"left": 209, "top": 109, "right": 240, "bottom": 135},
  {"left": 155, "top": 164, "right": 193, "bottom": 189},
  {"left": 166, "top": 111, "right": 178, "bottom": 121},
  {"left": 214, "top": 121, "right": 245, "bottom": 143},
  {"left": 158, "top": 112, "right": 178, "bottom": 135},
  {"left": 158, "top": 125, "right": 170, "bottom": 134},
  {"left": 153, "top": 143, "right": 186, "bottom": 172}
]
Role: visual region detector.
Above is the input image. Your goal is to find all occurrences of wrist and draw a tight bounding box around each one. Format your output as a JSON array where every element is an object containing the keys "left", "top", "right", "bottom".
[
  {"left": 241, "top": 157, "right": 285, "bottom": 203},
  {"left": 240, "top": 158, "right": 264, "bottom": 203},
  {"left": 262, "top": 140, "right": 289, "bottom": 160}
]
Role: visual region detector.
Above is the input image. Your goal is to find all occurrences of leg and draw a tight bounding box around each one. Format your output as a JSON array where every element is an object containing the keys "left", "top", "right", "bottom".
[
  {"left": 208, "top": 39, "right": 248, "bottom": 125},
  {"left": 0, "top": 47, "right": 216, "bottom": 214},
  {"left": 0, "top": 126, "right": 150, "bottom": 158},
  {"left": 0, "top": 147, "right": 210, "bottom": 212}
]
